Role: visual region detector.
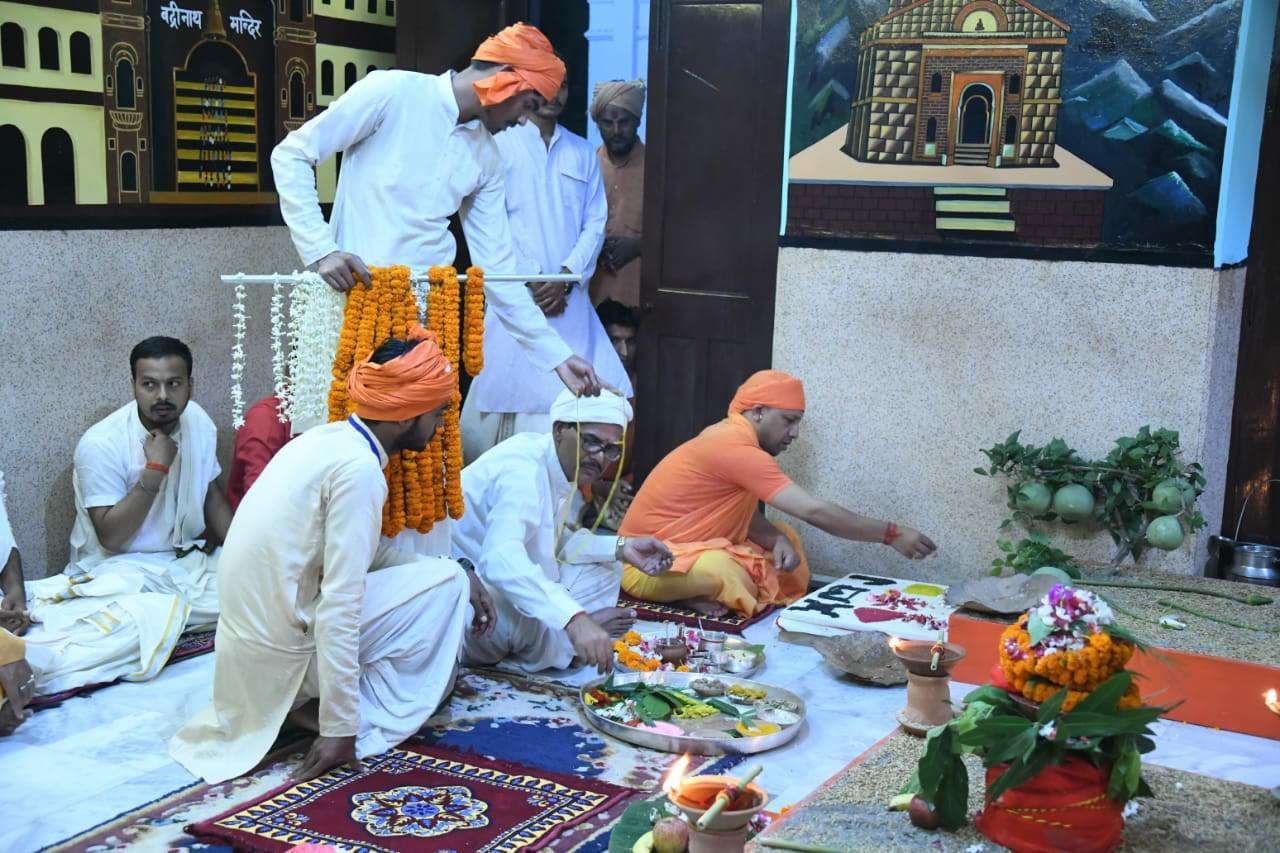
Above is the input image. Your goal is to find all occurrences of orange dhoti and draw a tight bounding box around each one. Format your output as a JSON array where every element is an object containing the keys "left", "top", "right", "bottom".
[{"left": 621, "top": 521, "right": 810, "bottom": 617}]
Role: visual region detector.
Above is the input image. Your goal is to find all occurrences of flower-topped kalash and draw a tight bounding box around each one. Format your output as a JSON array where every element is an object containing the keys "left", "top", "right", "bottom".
[
  {"left": 997, "top": 583, "right": 1143, "bottom": 711},
  {"left": 614, "top": 629, "right": 695, "bottom": 673},
  {"left": 906, "top": 583, "right": 1166, "bottom": 852}
]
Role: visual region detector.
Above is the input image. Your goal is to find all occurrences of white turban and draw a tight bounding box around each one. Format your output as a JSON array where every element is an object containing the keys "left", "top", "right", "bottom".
[{"left": 549, "top": 389, "right": 633, "bottom": 429}]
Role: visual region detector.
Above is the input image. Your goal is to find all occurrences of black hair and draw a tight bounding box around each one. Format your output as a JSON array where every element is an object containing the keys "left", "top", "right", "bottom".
[
  {"left": 470, "top": 59, "right": 501, "bottom": 71},
  {"left": 130, "top": 336, "right": 193, "bottom": 379},
  {"left": 596, "top": 299, "right": 639, "bottom": 331},
  {"left": 369, "top": 337, "right": 424, "bottom": 365}
]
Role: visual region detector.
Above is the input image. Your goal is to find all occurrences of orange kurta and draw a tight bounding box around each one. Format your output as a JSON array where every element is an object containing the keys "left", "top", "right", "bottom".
[{"left": 619, "top": 414, "right": 809, "bottom": 613}]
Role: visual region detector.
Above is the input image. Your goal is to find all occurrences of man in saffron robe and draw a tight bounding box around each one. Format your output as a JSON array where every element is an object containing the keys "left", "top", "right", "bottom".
[
  {"left": 272, "top": 22, "right": 604, "bottom": 400},
  {"left": 170, "top": 328, "right": 494, "bottom": 784},
  {"left": 589, "top": 80, "right": 646, "bottom": 307},
  {"left": 620, "top": 371, "right": 938, "bottom": 618}
]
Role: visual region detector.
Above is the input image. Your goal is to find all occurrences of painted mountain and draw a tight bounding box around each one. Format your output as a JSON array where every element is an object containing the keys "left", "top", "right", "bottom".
[{"left": 789, "top": 0, "right": 1244, "bottom": 253}]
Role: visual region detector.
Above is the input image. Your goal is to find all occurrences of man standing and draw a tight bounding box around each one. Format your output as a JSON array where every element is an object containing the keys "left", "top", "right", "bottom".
[
  {"left": 22, "top": 337, "right": 231, "bottom": 696},
  {"left": 589, "top": 80, "right": 646, "bottom": 308},
  {"left": 620, "top": 371, "right": 938, "bottom": 618},
  {"left": 272, "top": 23, "right": 602, "bottom": 399},
  {"left": 456, "top": 389, "right": 672, "bottom": 675},
  {"left": 171, "top": 329, "right": 494, "bottom": 784},
  {"left": 462, "top": 65, "right": 631, "bottom": 464}
]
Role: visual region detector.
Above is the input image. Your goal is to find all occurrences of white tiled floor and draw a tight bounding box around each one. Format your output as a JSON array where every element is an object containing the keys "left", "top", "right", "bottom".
[{"left": 3, "top": 619, "right": 1278, "bottom": 853}]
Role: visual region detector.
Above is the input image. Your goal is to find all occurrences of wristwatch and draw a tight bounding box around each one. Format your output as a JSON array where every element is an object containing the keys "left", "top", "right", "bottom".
[{"left": 615, "top": 536, "right": 628, "bottom": 560}]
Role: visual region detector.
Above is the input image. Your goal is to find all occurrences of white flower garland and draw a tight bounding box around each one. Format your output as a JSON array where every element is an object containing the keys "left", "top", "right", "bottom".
[
  {"left": 286, "top": 271, "right": 344, "bottom": 433},
  {"left": 270, "top": 277, "right": 291, "bottom": 423},
  {"left": 229, "top": 282, "right": 249, "bottom": 429}
]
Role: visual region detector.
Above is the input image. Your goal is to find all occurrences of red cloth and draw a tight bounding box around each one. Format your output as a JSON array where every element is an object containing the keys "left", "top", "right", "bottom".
[
  {"left": 187, "top": 741, "right": 632, "bottom": 852},
  {"left": 975, "top": 756, "right": 1123, "bottom": 853},
  {"left": 226, "top": 396, "right": 293, "bottom": 511}
]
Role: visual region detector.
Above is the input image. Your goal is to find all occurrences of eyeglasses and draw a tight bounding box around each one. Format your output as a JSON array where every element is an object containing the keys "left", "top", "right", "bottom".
[{"left": 579, "top": 431, "right": 624, "bottom": 462}]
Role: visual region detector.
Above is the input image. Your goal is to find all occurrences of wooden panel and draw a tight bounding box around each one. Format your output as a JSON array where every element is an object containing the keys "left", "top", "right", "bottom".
[
  {"left": 1223, "top": 47, "right": 1280, "bottom": 546},
  {"left": 636, "top": 0, "right": 791, "bottom": 475}
]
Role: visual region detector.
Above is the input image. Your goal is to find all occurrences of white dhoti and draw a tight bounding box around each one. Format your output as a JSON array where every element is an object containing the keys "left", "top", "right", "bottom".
[
  {"left": 170, "top": 554, "right": 467, "bottom": 783},
  {"left": 23, "top": 550, "right": 218, "bottom": 696},
  {"left": 462, "top": 559, "right": 622, "bottom": 672},
  {"left": 460, "top": 394, "right": 552, "bottom": 466}
]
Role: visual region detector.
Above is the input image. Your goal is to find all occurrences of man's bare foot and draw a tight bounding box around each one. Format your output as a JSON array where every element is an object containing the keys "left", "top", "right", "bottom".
[
  {"left": 681, "top": 597, "right": 730, "bottom": 618},
  {"left": 286, "top": 700, "right": 320, "bottom": 733},
  {"left": 590, "top": 606, "right": 637, "bottom": 638}
]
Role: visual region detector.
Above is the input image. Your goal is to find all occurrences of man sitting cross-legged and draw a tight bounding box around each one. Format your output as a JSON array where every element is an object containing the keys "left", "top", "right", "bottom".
[
  {"left": 23, "top": 337, "right": 232, "bottom": 697},
  {"left": 170, "top": 329, "right": 493, "bottom": 784},
  {"left": 456, "top": 388, "right": 672, "bottom": 675},
  {"left": 620, "top": 370, "right": 938, "bottom": 618}
]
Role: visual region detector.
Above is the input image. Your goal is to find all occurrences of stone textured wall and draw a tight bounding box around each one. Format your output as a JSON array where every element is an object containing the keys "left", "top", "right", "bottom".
[
  {"left": 0, "top": 227, "right": 300, "bottom": 578},
  {"left": 772, "top": 247, "right": 1244, "bottom": 584}
]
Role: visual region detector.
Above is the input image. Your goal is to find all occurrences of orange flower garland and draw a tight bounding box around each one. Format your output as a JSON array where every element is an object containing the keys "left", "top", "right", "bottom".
[
  {"left": 463, "top": 265, "right": 485, "bottom": 376},
  {"left": 326, "top": 264, "right": 484, "bottom": 536},
  {"left": 999, "top": 614, "right": 1141, "bottom": 712}
]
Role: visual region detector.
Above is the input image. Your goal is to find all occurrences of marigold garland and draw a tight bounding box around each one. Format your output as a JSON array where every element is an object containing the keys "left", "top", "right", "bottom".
[
  {"left": 998, "top": 613, "right": 1141, "bottom": 713},
  {"left": 326, "top": 264, "right": 484, "bottom": 536},
  {"left": 463, "top": 266, "right": 485, "bottom": 376}
]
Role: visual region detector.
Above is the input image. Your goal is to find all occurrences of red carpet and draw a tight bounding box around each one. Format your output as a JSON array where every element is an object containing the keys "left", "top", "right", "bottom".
[
  {"left": 617, "top": 595, "right": 777, "bottom": 634},
  {"left": 188, "top": 741, "right": 633, "bottom": 852}
]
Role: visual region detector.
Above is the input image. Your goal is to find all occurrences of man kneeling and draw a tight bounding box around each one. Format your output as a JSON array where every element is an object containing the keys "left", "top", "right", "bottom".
[
  {"left": 171, "top": 329, "right": 491, "bottom": 783},
  {"left": 456, "top": 389, "right": 671, "bottom": 674},
  {"left": 620, "top": 370, "right": 938, "bottom": 618}
]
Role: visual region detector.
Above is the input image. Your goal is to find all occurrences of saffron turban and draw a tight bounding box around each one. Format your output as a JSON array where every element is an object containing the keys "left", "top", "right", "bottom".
[
  {"left": 471, "top": 23, "right": 565, "bottom": 106},
  {"left": 347, "top": 325, "right": 457, "bottom": 421},
  {"left": 728, "top": 370, "right": 806, "bottom": 415},
  {"left": 590, "top": 79, "right": 647, "bottom": 121},
  {"left": 550, "top": 388, "right": 633, "bottom": 429}
]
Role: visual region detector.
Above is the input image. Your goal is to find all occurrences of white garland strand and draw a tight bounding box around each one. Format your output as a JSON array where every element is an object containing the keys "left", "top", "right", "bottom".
[
  {"left": 285, "top": 271, "right": 344, "bottom": 433},
  {"left": 229, "top": 282, "right": 249, "bottom": 429},
  {"left": 269, "top": 277, "right": 291, "bottom": 422}
]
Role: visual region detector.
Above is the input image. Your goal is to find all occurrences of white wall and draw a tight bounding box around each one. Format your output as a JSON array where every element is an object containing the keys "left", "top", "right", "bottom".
[
  {"left": 772, "top": 248, "right": 1245, "bottom": 585},
  {"left": 586, "top": 0, "right": 650, "bottom": 148}
]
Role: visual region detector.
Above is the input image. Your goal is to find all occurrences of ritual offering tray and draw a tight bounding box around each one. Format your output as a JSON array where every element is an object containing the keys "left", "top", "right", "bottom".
[
  {"left": 614, "top": 628, "right": 765, "bottom": 678},
  {"left": 580, "top": 670, "right": 804, "bottom": 755}
]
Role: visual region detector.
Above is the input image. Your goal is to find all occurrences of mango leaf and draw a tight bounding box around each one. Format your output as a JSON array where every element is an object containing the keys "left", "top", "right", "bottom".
[
  {"left": 957, "top": 716, "right": 1034, "bottom": 749},
  {"left": 963, "top": 685, "right": 1018, "bottom": 710},
  {"left": 1071, "top": 672, "right": 1132, "bottom": 715},
  {"left": 934, "top": 753, "right": 970, "bottom": 830},
  {"left": 1027, "top": 611, "right": 1053, "bottom": 647},
  {"left": 985, "top": 726, "right": 1038, "bottom": 767},
  {"left": 1036, "top": 686, "right": 1068, "bottom": 723},
  {"left": 917, "top": 726, "right": 957, "bottom": 801},
  {"left": 1107, "top": 739, "right": 1143, "bottom": 801}
]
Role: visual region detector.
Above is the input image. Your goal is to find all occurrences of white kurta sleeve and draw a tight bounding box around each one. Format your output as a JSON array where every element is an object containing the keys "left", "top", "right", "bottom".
[
  {"left": 315, "top": 462, "right": 384, "bottom": 738},
  {"left": 460, "top": 155, "right": 574, "bottom": 373},
  {"left": 558, "top": 528, "right": 619, "bottom": 565},
  {"left": 271, "top": 71, "right": 399, "bottom": 267},
  {"left": 477, "top": 480, "right": 584, "bottom": 630},
  {"left": 561, "top": 153, "right": 607, "bottom": 285}
]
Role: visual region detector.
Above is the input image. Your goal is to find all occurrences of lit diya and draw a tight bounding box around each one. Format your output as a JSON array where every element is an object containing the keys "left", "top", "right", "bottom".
[
  {"left": 662, "top": 755, "right": 768, "bottom": 853},
  {"left": 888, "top": 633, "right": 967, "bottom": 736},
  {"left": 1266, "top": 688, "right": 1280, "bottom": 716}
]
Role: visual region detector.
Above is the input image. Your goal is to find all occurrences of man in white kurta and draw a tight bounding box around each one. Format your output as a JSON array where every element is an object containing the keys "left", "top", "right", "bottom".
[
  {"left": 171, "top": 332, "right": 486, "bottom": 784},
  {"left": 271, "top": 23, "right": 603, "bottom": 406},
  {"left": 461, "top": 72, "right": 632, "bottom": 464},
  {"left": 456, "top": 390, "right": 672, "bottom": 674},
  {"left": 22, "top": 337, "right": 230, "bottom": 697}
]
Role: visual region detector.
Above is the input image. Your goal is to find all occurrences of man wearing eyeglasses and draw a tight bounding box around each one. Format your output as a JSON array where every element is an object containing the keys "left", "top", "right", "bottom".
[{"left": 453, "top": 389, "right": 672, "bottom": 674}]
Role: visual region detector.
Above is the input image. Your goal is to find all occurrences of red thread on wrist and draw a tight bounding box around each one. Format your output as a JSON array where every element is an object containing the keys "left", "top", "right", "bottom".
[
  {"left": 145, "top": 462, "right": 170, "bottom": 475},
  {"left": 883, "top": 522, "right": 900, "bottom": 546}
]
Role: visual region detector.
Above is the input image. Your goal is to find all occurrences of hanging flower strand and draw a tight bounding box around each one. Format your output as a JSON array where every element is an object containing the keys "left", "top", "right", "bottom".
[
  {"left": 463, "top": 265, "right": 485, "bottom": 376},
  {"left": 269, "top": 276, "right": 290, "bottom": 423},
  {"left": 229, "top": 281, "right": 248, "bottom": 429}
]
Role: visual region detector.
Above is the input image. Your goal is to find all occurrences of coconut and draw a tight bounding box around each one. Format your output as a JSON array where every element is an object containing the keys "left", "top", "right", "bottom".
[
  {"left": 1146, "top": 515, "right": 1185, "bottom": 551},
  {"left": 1053, "top": 484, "right": 1096, "bottom": 522},
  {"left": 1014, "top": 481, "right": 1052, "bottom": 515},
  {"left": 652, "top": 816, "right": 689, "bottom": 853}
]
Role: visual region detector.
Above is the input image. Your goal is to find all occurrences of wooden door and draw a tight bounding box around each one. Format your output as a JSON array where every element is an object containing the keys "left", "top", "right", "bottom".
[
  {"left": 635, "top": 0, "right": 791, "bottom": 475},
  {"left": 1223, "top": 56, "right": 1280, "bottom": 546}
]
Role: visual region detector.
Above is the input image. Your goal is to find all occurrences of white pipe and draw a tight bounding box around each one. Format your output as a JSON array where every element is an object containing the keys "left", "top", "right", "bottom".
[{"left": 219, "top": 272, "right": 579, "bottom": 285}]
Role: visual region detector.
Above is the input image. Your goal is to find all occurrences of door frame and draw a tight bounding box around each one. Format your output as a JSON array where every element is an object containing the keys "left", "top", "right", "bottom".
[{"left": 949, "top": 72, "right": 1004, "bottom": 166}]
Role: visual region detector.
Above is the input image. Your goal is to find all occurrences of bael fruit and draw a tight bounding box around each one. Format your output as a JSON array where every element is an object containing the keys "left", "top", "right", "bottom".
[
  {"left": 1015, "top": 482, "right": 1053, "bottom": 515},
  {"left": 1052, "top": 484, "right": 1095, "bottom": 522},
  {"left": 1146, "top": 515, "right": 1184, "bottom": 551},
  {"left": 1152, "top": 478, "right": 1194, "bottom": 513}
]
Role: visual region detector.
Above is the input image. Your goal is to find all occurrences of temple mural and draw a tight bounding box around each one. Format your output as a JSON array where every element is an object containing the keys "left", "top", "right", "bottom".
[
  {"left": 787, "top": 0, "right": 1244, "bottom": 254},
  {"left": 0, "top": 0, "right": 397, "bottom": 214}
]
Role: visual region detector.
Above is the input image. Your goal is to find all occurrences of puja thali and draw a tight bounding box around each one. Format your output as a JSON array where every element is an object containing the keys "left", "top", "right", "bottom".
[
  {"left": 580, "top": 670, "right": 806, "bottom": 755},
  {"left": 613, "top": 628, "right": 766, "bottom": 679}
]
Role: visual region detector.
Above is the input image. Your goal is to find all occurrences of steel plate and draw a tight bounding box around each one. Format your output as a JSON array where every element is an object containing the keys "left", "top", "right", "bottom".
[{"left": 580, "top": 670, "right": 805, "bottom": 755}]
